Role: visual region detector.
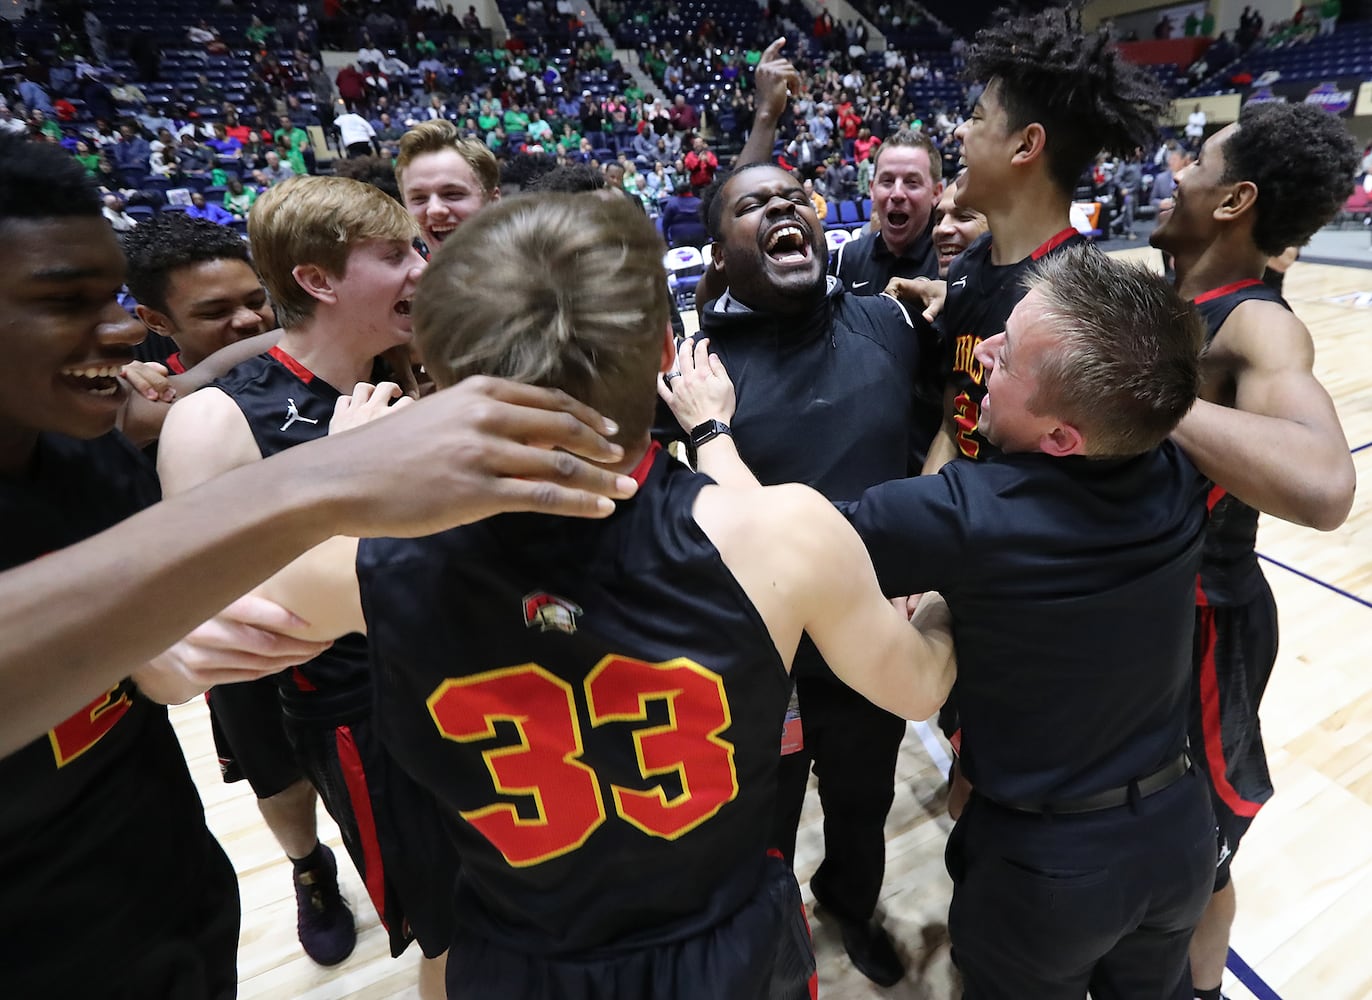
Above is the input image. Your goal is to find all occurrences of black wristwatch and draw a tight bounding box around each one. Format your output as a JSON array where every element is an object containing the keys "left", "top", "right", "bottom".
[{"left": 689, "top": 419, "right": 732, "bottom": 449}]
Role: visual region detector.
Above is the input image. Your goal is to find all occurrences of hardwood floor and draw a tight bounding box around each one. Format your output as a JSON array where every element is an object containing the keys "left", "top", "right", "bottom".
[{"left": 169, "top": 256, "right": 1372, "bottom": 998}]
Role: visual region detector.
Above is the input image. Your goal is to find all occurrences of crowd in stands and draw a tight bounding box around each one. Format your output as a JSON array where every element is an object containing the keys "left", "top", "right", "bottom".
[{"left": 3, "top": 0, "right": 1365, "bottom": 247}]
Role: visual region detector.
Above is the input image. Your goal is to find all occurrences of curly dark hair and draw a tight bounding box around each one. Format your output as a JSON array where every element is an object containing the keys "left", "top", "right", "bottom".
[
  {"left": 123, "top": 213, "right": 253, "bottom": 312},
  {"left": 530, "top": 163, "right": 606, "bottom": 193},
  {"left": 1222, "top": 102, "right": 1358, "bottom": 256},
  {"left": 333, "top": 154, "right": 403, "bottom": 203},
  {"left": 0, "top": 134, "right": 101, "bottom": 227},
  {"left": 499, "top": 152, "right": 556, "bottom": 192},
  {"left": 967, "top": 6, "right": 1168, "bottom": 195}
]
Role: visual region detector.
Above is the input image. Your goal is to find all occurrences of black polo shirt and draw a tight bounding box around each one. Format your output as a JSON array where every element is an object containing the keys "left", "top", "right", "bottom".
[
  {"left": 839, "top": 443, "right": 1207, "bottom": 804},
  {"left": 829, "top": 217, "right": 943, "bottom": 468},
  {"left": 828, "top": 217, "right": 938, "bottom": 293}
]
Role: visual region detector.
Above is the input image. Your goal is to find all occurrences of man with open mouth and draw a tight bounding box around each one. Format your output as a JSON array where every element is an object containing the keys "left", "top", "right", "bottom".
[
  {"left": 0, "top": 131, "right": 245, "bottom": 1000},
  {"left": 395, "top": 120, "right": 501, "bottom": 253},
  {"left": 158, "top": 175, "right": 455, "bottom": 995},
  {"left": 689, "top": 162, "right": 938, "bottom": 988}
]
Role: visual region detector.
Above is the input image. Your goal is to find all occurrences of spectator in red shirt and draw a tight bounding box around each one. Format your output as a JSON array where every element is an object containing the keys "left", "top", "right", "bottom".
[
  {"left": 854, "top": 128, "right": 881, "bottom": 163},
  {"left": 684, "top": 136, "right": 718, "bottom": 191},
  {"left": 335, "top": 64, "right": 367, "bottom": 111}
]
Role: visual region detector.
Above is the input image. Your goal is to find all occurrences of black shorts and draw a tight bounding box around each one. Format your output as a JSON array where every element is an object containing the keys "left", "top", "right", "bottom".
[
  {"left": 288, "top": 713, "right": 457, "bottom": 958},
  {"left": 1188, "top": 586, "right": 1279, "bottom": 890},
  {"left": 447, "top": 852, "right": 817, "bottom": 1000},
  {"left": 207, "top": 676, "right": 304, "bottom": 799}
]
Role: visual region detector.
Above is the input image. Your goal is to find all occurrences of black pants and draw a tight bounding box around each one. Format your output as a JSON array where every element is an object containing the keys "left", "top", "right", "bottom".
[
  {"left": 771, "top": 671, "right": 906, "bottom": 924},
  {"left": 946, "top": 770, "right": 1215, "bottom": 999}
]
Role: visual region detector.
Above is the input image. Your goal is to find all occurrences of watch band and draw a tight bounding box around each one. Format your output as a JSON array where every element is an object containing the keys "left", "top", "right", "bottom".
[{"left": 689, "top": 419, "right": 732, "bottom": 449}]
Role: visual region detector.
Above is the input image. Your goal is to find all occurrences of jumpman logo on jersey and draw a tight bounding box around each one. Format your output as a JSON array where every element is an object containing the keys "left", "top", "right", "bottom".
[{"left": 280, "top": 398, "right": 319, "bottom": 432}]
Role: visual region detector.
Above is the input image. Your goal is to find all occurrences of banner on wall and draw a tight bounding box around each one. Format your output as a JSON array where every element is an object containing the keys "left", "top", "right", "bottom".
[{"left": 1240, "top": 77, "right": 1366, "bottom": 117}]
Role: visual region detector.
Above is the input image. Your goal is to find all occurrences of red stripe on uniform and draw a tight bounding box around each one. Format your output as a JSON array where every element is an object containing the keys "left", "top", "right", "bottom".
[
  {"left": 629, "top": 440, "right": 661, "bottom": 487},
  {"left": 1206, "top": 483, "right": 1227, "bottom": 512},
  {"left": 269, "top": 345, "right": 316, "bottom": 384},
  {"left": 335, "top": 725, "right": 391, "bottom": 926},
  {"left": 1030, "top": 227, "right": 1080, "bottom": 260},
  {"left": 1193, "top": 278, "right": 1264, "bottom": 305},
  {"left": 1195, "top": 608, "right": 1263, "bottom": 819},
  {"left": 1196, "top": 486, "right": 1227, "bottom": 607}
]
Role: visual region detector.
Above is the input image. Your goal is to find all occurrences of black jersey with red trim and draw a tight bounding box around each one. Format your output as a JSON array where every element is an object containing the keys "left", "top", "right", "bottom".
[
  {"left": 212, "top": 345, "right": 371, "bottom": 721},
  {"left": 165, "top": 350, "right": 187, "bottom": 375},
  {"left": 940, "top": 228, "right": 1086, "bottom": 461},
  {"left": 1192, "top": 278, "right": 1290, "bottom": 606},
  {"left": 358, "top": 445, "right": 792, "bottom": 956},
  {"left": 0, "top": 432, "right": 228, "bottom": 988}
]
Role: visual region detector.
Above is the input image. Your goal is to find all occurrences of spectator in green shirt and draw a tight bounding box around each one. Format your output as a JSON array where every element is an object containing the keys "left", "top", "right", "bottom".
[
  {"left": 1320, "top": 0, "right": 1340, "bottom": 34},
  {"left": 73, "top": 140, "right": 101, "bottom": 176},
  {"left": 503, "top": 104, "right": 530, "bottom": 132},
  {"left": 222, "top": 175, "right": 257, "bottom": 218},
  {"left": 245, "top": 15, "right": 274, "bottom": 48}
]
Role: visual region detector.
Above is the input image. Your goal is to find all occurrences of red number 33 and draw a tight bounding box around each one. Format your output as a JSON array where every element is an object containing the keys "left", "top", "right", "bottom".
[{"left": 426, "top": 656, "right": 739, "bottom": 867}]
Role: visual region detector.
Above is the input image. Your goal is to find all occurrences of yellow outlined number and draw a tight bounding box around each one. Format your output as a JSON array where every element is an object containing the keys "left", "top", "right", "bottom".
[
  {"left": 427, "top": 656, "right": 738, "bottom": 867},
  {"left": 952, "top": 390, "right": 982, "bottom": 460},
  {"left": 49, "top": 683, "right": 133, "bottom": 768}
]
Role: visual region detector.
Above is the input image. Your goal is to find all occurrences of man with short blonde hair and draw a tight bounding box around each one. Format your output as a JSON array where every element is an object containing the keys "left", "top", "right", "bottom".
[
  {"left": 395, "top": 120, "right": 500, "bottom": 250},
  {"left": 159, "top": 175, "right": 453, "bottom": 983}
]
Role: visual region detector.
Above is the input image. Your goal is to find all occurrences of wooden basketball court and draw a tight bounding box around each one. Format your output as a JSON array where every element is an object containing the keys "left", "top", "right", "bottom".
[{"left": 168, "top": 252, "right": 1372, "bottom": 999}]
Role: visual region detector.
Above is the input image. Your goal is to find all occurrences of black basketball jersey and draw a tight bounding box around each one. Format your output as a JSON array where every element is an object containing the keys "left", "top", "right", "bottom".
[
  {"left": 358, "top": 445, "right": 792, "bottom": 956},
  {"left": 0, "top": 432, "right": 225, "bottom": 988},
  {"left": 1193, "top": 277, "right": 1290, "bottom": 607},
  {"left": 212, "top": 346, "right": 371, "bottom": 721},
  {"left": 940, "top": 228, "right": 1085, "bottom": 461}
]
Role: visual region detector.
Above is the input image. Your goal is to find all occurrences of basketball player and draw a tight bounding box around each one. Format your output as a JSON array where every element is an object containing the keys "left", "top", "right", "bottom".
[
  {"left": 240, "top": 193, "right": 958, "bottom": 1000},
  {"left": 157, "top": 175, "right": 449, "bottom": 981},
  {"left": 395, "top": 120, "right": 500, "bottom": 251},
  {"left": 913, "top": 6, "right": 1168, "bottom": 474},
  {"left": 123, "top": 209, "right": 361, "bottom": 965},
  {"left": 1150, "top": 101, "right": 1358, "bottom": 1000},
  {"left": 0, "top": 130, "right": 249, "bottom": 1000},
  {"left": 124, "top": 213, "right": 276, "bottom": 374}
]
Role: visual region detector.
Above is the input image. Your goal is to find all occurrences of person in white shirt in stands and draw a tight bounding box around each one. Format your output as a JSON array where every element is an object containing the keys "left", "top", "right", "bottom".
[
  {"left": 357, "top": 38, "right": 384, "bottom": 70},
  {"left": 1185, "top": 104, "right": 1207, "bottom": 148},
  {"left": 103, "top": 194, "right": 139, "bottom": 232},
  {"left": 336, "top": 103, "right": 380, "bottom": 159}
]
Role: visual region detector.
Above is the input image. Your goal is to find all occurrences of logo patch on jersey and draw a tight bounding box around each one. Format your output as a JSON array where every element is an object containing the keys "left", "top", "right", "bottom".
[
  {"left": 523, "top": 592, "right": 583, "bottom": 634},
  {"left": 280, "top": 398, "right": 320, "bottom": 432},
  {"left": 951, "top": 276, "right": 968, "bottom": 290}
]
